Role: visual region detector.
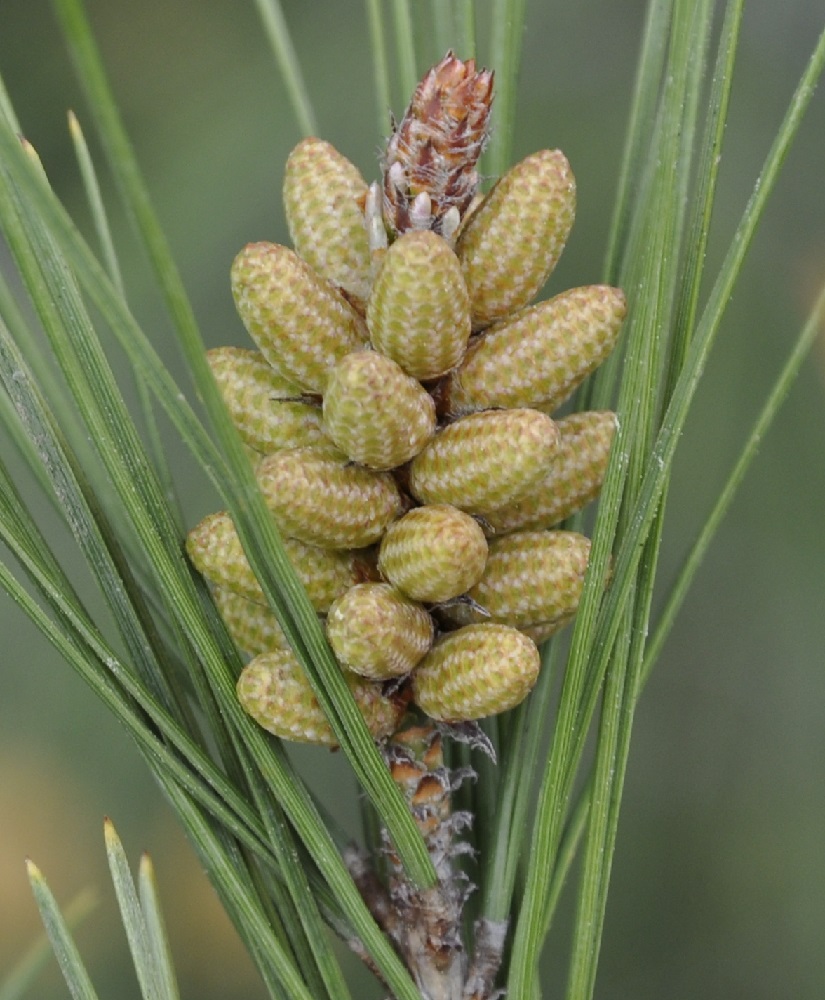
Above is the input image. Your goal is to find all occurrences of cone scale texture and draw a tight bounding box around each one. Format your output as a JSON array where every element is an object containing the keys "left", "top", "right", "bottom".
[
  {"left": 409, "top": 408, "right": 560, "bottom": 515},
  {"left": 323, "top": 350, "right": 436, "bottom": 470},
  {"left": 367, "top": 230, "right": 472, "bottom": 380},
  {"left": 457, "top": 149, "right": 576, "bottom": 327},
  {"left": 412, "top": 623, "right": 540, "bottom": 721},
  {"left": 444, "top": 285, "right": 626, "bottom": 415},
  {"left": 231, "top": 242, "right": 367, "bottom": 393},
  {"left": 483, "top": 411, "right": 618, "bottom": 535},
  {"left": 186, "top": 53, "right": 627, "bottom": 745},
  {"left": 185, "top": 511, "right": 372, "bottom": 610},
  {"left": 207, "top": 346, "right": 329, "bottom": 454},
  {"left": 211, "top": 587, "right": 292, "bottom": 657},
  {"left": 378, "top": 503, "right": 488, "bottom": 603},
  {"left": 283, "top": 137, "right": 373, "bottom": 305},
  {"left": 326, "top": 582, "right": 435, "bottom": 679},
  {"left": 256, "top": 448, "right": 404, "bottom": 549},
  {"left": 444, "top": 530, "right": 592, "bottom": 630},
  {"left": 237, "top": 650, "right": 404, "bottom": 746}
]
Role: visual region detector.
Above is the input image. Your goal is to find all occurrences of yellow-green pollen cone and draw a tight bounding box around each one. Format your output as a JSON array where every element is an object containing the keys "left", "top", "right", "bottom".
[
  {"left": 283, "top": 137, "right": 372, "bottom": 306},
  {"left": 412, "top": 623, "right": 540, "bottom": 722},
  {"left": 211, "top": 587, "right": 292, "bottom": 657},
  {"left": 483, "top": 410, "right": 618, "bottom": 535},
  {"left": 367, "top": 230, "right": 472, "bottom": 380},
  {"left": 196, "top": 55, "right": 630, "bottom": 747},
  {"left": 457, "top": 149, "right": 576, "bottom": 327},
  {"left": 443, "top": 285, "right": 626, "bottom": 415},
  {"left": 237, "top": 649, "right": 404, "bottom": 746},
  {"left": 322, "top": 350, "right": 436, "bottom": 470},
  {"left": 186, "top": 510, "right": 374, "bottom": 610},
  {"left": 409, "top": 408, "right": 560, "bottom": 515},
  {"left": 231, "top": 242, "right": 367, "bottom": 393},
  {"left": 256, "top": 448, "right": 404, "bottom": 549},
  {"left": 377, "top": 503, "right": 488, "bottom": 603},
  {"left": 207, "top": 346, "right": 330, "bottom": 454},
  {"left": 326, "top": 582, "right": 434, "bottom": 680},
  {"left": 444, "top": 529, "right": 592, "bottom": 630}
]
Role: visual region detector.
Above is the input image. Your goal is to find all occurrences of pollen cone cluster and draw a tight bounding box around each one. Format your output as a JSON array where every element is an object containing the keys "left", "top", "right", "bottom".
[{"left": 186, "top": 52, "right": 625, "bottom": 745}]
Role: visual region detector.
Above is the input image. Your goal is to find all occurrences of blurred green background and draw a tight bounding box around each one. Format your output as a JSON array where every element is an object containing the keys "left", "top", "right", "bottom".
[{"left": 1, "top": 1, "right": 823, "bottom": 997}]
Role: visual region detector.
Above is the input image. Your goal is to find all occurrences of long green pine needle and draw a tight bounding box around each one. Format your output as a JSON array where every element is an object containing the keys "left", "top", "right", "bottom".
[{"left": 25, "top": 863, "right": 100, "bottom": 1000}]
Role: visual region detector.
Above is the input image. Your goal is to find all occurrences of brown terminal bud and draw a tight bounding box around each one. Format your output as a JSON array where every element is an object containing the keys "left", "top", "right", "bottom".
[{"left": 383, "top": 51, "right": 493, "bottom": 240}]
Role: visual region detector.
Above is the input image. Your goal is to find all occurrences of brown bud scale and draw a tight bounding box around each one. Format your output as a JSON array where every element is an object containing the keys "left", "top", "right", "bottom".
[{"left": 382, "top": 51, "right": 493, "bottom": 238}]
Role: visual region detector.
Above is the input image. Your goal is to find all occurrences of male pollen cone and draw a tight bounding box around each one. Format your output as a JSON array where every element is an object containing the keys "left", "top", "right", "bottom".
[{"left": 383, "top": 51, "right": 493, "bottom": 237}]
